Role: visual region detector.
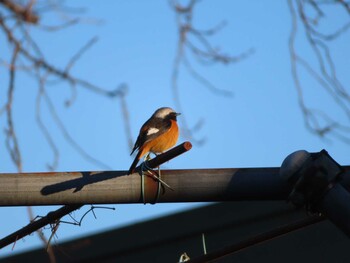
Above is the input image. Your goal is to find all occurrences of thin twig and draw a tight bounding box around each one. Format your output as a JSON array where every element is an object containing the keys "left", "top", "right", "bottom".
[
  {"left": 36, "top": 72, "right": 60, "bottom": 171},
  {"left": 6, "top": 42, "right": 22, "bottom": 172},
  {"left": 42, "top": 90, "right": 112, "bottom": 170}
]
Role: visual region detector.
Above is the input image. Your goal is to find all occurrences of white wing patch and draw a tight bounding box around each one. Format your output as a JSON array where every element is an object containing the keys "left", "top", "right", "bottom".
[{"left": 147, "top": 127, "right": 160, "bottom": 135}]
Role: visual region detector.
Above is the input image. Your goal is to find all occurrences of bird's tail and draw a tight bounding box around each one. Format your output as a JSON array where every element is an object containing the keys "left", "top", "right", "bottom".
[{"left": 127, "top": 150, "right": 142, "bottom": 175}]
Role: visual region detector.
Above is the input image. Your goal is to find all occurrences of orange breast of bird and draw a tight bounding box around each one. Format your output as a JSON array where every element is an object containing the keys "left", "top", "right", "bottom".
[{"left": 140, "top": 119, "right": 179, "bottom": 156}]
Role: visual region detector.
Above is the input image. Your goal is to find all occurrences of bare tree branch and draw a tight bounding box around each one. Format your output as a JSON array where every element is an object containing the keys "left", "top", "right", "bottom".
[
  {"left": 0, "top": 0, "right": 39, "bottom": 24},
  {"left": 0, "top": 1, "right": 131, "bottom": 256},
  {"left": 170, "top": 0, "right": 253, "bottom": 144},
  {"left": 5, "top": 42, "right": 22, "bottom": 172},
  {"left": 64, "top": 36, "right": 98, "bottom": 75},
  {"left": 288, "top": 0, "right": 350, "bottom": 142},
  {"left": 27, "top": 206, "right": 56, "bottom": 263}
]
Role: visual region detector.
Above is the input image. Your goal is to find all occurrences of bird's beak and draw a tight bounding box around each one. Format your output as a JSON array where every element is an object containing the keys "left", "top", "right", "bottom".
[{"left": 175, "top": 112, "right": 181, "bottom": 116}]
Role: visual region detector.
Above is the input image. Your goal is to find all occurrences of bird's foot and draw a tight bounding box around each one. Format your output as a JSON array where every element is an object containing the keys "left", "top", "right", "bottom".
[{"left": 144, "top": 153, "right": 152, "bottom": 161}]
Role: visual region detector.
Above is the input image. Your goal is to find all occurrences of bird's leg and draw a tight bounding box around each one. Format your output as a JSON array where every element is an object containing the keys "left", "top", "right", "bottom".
[
  {"left": 141, "top": 152, "right": 174, "bottom": 191},
  {"left": 144, "top": 152, "right": 152, "bottom": 161}
]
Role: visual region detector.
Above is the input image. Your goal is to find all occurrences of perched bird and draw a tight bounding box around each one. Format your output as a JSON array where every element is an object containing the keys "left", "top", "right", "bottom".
[{"left": 128, "top": 107, "right": 180, "bottom": 174}]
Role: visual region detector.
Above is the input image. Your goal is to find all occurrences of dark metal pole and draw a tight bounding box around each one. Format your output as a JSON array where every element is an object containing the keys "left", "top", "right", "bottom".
[
  {"left": 0, "top": 167, "right": 291, "bottom": 206},
  {"left": 316, "top": 184, "right": 350, "bottom": 238},
  {"left": 3, "top": 155, "right": 350, "bottom": 206}
]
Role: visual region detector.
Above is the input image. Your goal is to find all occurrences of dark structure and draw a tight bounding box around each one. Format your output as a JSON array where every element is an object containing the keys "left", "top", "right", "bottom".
[
  {"left": 2, "top": 149, "right": 350, "bottom": 262},
  {"left": 2, "top": 201, "right": 350, "bottom": 263}
]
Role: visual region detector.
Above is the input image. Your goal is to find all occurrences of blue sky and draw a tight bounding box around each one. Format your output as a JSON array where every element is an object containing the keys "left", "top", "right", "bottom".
[{"left": 0, "top": 0, "right": 349, "bottom": 257}]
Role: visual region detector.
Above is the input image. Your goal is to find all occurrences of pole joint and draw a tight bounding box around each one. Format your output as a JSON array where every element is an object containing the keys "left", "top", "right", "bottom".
[{"left": 281, "top": 149, "right": 344, "bottom": 212}]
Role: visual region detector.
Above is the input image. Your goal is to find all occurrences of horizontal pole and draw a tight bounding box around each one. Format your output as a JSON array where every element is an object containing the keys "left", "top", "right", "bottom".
[
  {"left": 1, "top": 164, "right": 349, "bottom": 206},
  {"left": 0, "top": 167, "right": 290, "bottom": 206}
]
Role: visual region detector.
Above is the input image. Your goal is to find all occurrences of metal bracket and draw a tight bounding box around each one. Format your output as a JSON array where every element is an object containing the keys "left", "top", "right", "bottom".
[{"left": 283, "top": 149, "right": 344, "bottom": 211}]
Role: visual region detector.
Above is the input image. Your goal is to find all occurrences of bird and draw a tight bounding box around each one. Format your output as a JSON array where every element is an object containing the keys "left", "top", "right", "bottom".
[{"left": 128, "top": 107, "right": 180, "bottom": 175}]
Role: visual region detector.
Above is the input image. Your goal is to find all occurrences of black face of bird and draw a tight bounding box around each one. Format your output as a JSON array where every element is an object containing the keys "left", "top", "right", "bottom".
[{"left": 168, "top": 111, "right": 181, "bottom": 121}]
